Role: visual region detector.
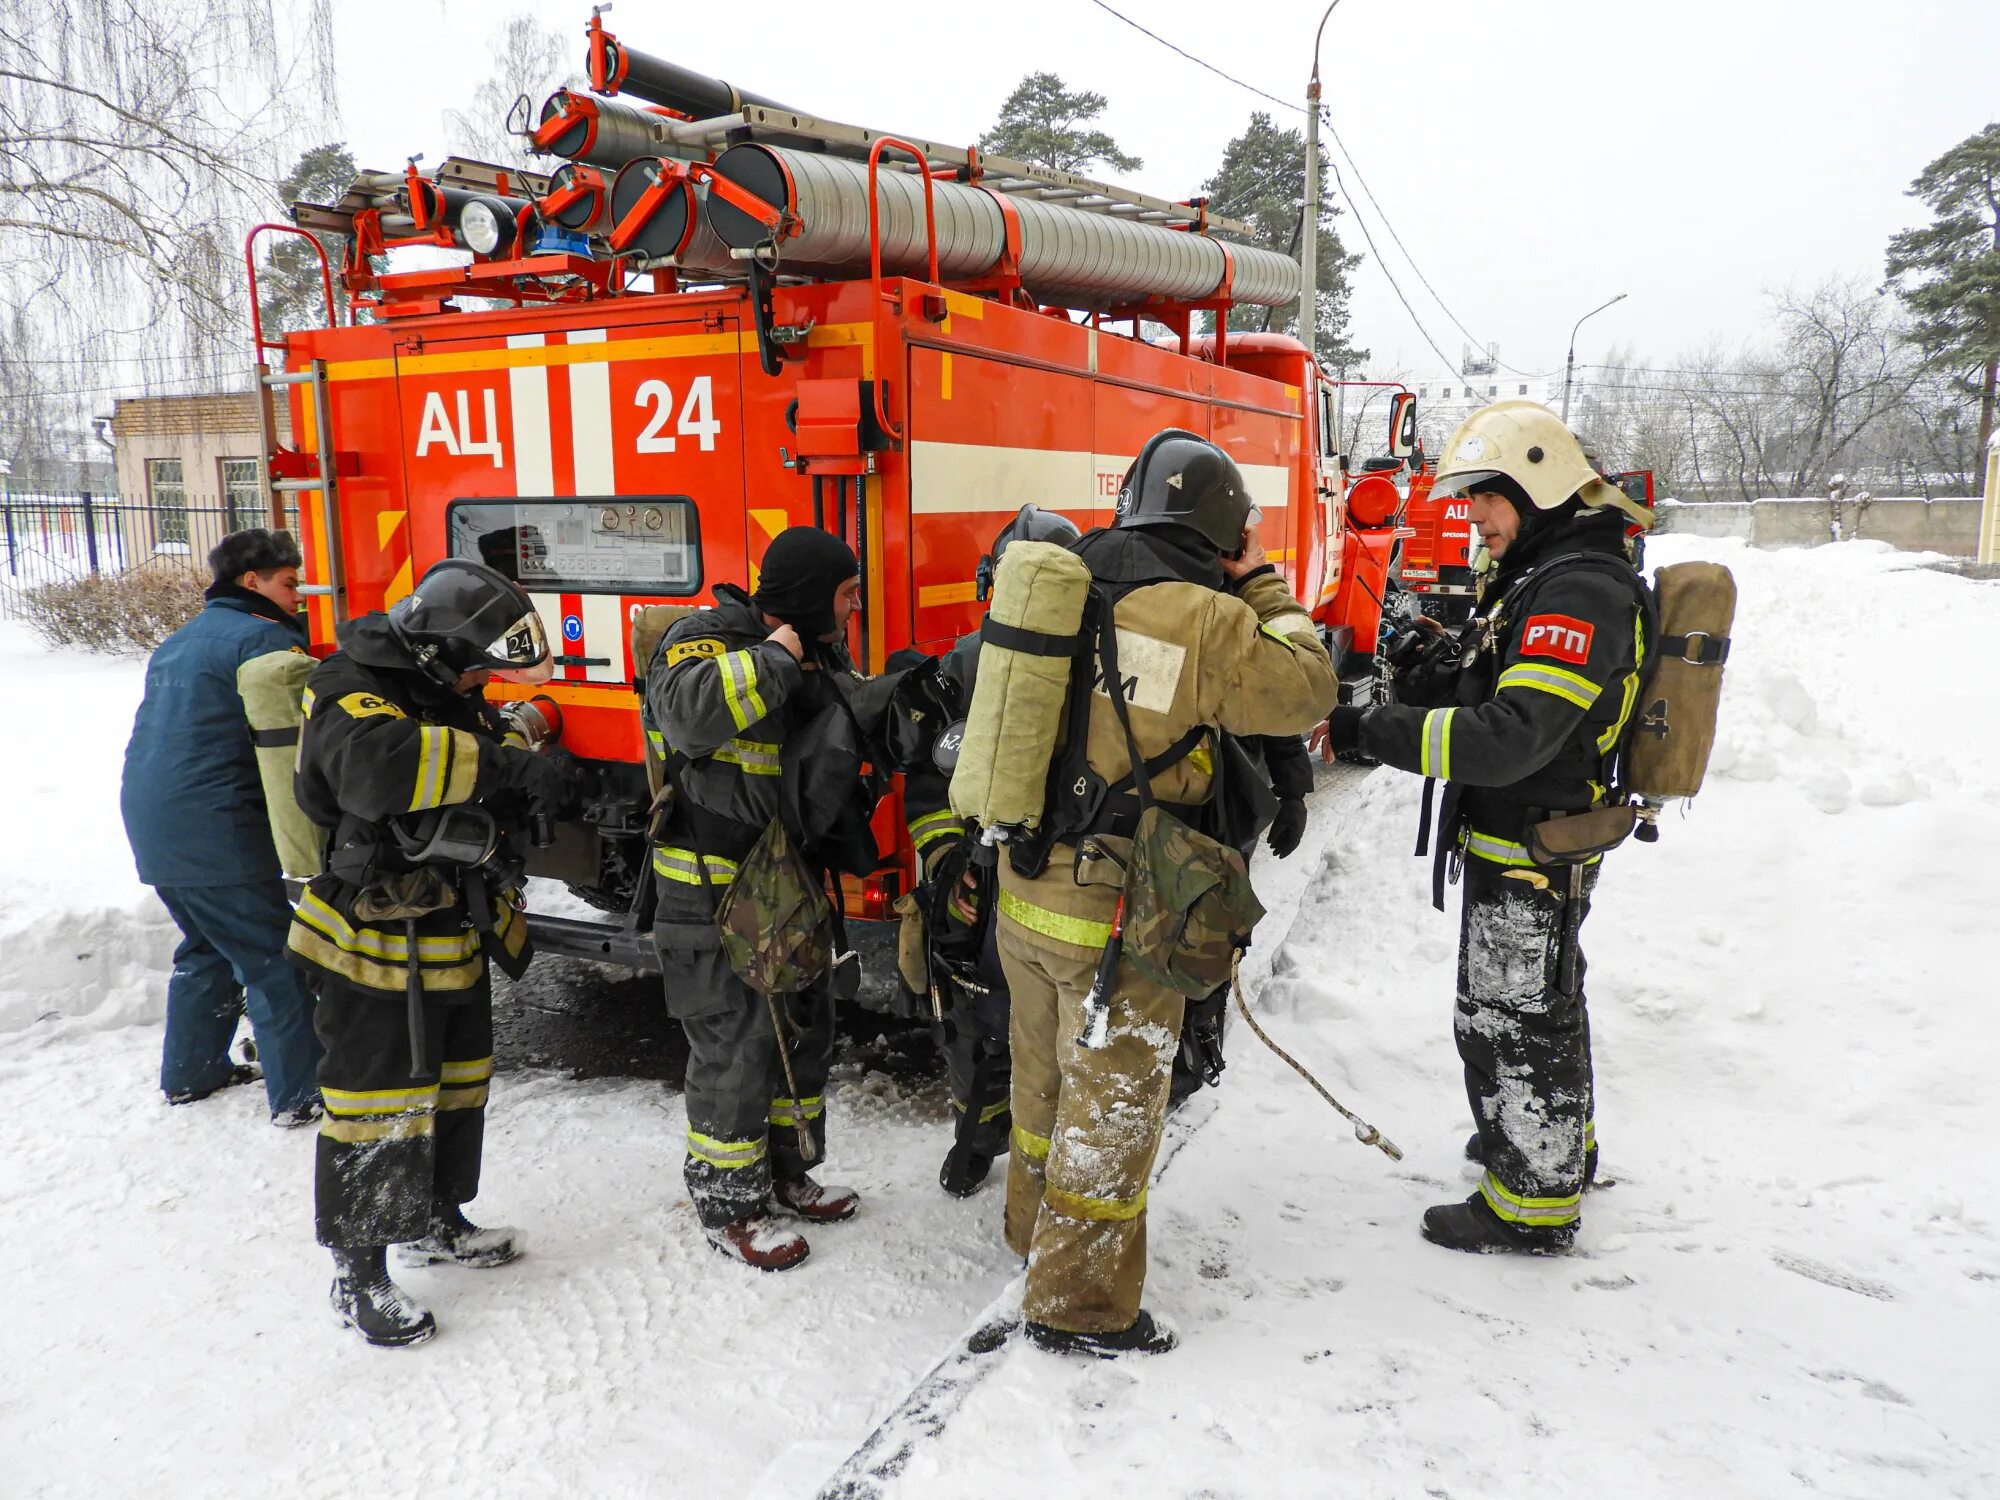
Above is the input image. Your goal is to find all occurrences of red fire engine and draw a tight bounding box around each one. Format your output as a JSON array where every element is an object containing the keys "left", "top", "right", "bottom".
[{"left": 245, "top": 16, "right": 1410, "bottom": 988}]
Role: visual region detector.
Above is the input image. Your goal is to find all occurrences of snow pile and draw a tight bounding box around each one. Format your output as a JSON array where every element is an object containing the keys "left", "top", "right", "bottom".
[
  {"left": 0, "top": 624, "right": 177, "bottom": 1034},
  {"left": 2, "top": 539, "right": 1998, "bottom": 1497}
]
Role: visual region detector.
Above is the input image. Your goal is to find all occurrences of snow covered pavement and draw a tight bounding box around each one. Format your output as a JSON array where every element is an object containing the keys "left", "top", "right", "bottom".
[{"left": 4, "top": 536, "right": 1998, "bottom": 1497}]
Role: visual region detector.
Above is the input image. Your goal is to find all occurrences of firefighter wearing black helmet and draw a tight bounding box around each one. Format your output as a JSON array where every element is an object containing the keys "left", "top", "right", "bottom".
[
  {"left": 1312, "top": 400, "right": 1653, "bottom": 1256},
  {"left": 290, "top": 558, "right": 590, "bottom": 1347},
  {"left": 991, "top": 430, "right": 1337, "bottom": 1357},
  {"left": 892, "top": 504, "right": 1084, "bottom": 1198}
]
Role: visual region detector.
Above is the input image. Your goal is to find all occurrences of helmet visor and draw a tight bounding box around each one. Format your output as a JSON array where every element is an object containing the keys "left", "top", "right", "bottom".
[
  {"left": 1429, "top": 468, "right": 1505, "bottom": 501},
  {"left": 484, "top": 609, "right": 550, "bottom": 678}
]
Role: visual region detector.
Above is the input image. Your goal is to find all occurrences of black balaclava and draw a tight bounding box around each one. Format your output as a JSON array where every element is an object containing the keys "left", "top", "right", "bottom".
[{"left": 753, "top": 527, "right": 860, "bottom": 640}]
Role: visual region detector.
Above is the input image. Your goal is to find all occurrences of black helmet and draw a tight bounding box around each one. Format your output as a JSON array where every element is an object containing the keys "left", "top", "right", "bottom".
[
  {"left": 1113, "top": 428, "right": 1255, "bottom": 553},
  {"left": 388, "top": 558, "right": 549, "bottom": 685},
  {"left": 976, "top": 504, "right": 1081, "bottom": 601}
]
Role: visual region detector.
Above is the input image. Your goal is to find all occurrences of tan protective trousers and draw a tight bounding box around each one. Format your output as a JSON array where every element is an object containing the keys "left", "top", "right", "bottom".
[{"left": 997, "top": 913, "right": 1187, "bottom": 1334}]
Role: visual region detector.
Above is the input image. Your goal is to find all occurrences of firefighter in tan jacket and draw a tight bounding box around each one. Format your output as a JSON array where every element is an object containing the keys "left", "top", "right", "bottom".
[{"left": 994, "top": 430, "right": 1337, "bottom": 1356}]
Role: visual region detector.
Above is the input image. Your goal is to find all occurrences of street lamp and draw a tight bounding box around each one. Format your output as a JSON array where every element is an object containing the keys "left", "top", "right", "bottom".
[
  {"left": 1561, "top": 292, "right": 1627, "bottom": 424},
  {"left": 1298, "top": 0, "right": 1346, "bottom": 370}
]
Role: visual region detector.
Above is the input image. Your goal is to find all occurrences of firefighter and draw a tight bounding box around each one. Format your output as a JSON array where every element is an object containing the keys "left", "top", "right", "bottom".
[
  {"left": 290, "top": 558, "right": 588, "bottom": 1347},
  {"left": 896, "top": 504, "right": 1083, "bottom": 1198},
  {"left": 1311, "top": 400, "right": 1652, "bottom": 1255},
  {"left": 997, "top": 431, "right": 1337, "bottom": 1356},
  {"left": 643, "top": 527, "right": 875, "bottom": 1271},
  {"left": 120, "top": 528, "right": 323, "bottom": 1125}
]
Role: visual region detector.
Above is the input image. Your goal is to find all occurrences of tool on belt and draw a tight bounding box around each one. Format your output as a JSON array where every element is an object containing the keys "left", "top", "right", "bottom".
[{"left": 1076, "top": 892, "right": 1126, "bottom": 1051}]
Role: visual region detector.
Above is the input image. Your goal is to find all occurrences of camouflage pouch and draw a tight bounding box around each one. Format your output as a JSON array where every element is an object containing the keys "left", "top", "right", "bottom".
[
  {"left": 1122, "top": 804, "right": 1266, "bottom": 998},
  {"left": 711, "top": 817, "right": 833, "bottom": 996}
]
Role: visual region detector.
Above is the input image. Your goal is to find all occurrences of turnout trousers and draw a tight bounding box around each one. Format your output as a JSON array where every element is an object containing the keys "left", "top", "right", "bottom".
[
  {"left": 654, "top": 884, "right": 836, "bottom": 1230},
  {"left": 311, "top": 977, "right": 494, "bottom": 1248},
  {"left": 998, "top": 908, "right": 1186, "bottom": 1335},
  {"left": 1456, "top": 854, "right": 1599, "bottom": 1236}
]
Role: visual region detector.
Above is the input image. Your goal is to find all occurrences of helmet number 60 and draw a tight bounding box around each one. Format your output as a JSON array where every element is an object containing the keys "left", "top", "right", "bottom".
[{"left": 635, "top": 375, "right": 722, "bottom": 454}]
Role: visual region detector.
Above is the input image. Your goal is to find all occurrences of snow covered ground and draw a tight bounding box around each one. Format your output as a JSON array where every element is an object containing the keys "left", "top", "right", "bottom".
[{"left": 3, "top": 535, "right": 1997, "bottom": 1498}]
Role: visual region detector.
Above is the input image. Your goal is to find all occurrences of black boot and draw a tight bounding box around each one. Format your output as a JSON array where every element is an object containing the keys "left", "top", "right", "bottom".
[
  {"left": 1421, "top": 1193, "right": 1574, "bottom": 1255},
  {"left": 395, "top": 1201, "right": 522, "bottom": 1269},
  {"left": 1025, "top": 1310, "right": 1178, "bottom": 1358},
  {"left": 939, "top": 1143, "right": 994, "bottom": 1197},
  {"left": 1466, "top": 1130, "right": 1599, "bottom": 1187},
  {"left": 330, "top": 1246, "right": 437, "bottom": 1347},
  {"left": 165, "top": 1063, "right": 259, "bottom": 1106}
]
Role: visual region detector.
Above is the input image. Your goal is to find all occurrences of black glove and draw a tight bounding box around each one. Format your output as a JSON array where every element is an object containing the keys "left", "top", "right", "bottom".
[
  {"left": 1319, "top": 706, "right": 1369, "bottom": 759},
  {"left": 499, "top": 748, "right": 593, "bottom": 819},
  {"left": 1266, "top": 796, "right": 1308, "bottom": 859}
]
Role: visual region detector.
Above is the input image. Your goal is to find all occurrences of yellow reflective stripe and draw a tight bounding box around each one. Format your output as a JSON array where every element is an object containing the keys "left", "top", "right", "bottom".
[
  {"left": 442, "top": 728, "right": 480, "bottom": 804},
  {"left": 409, "top": 724, "right": 444, "bottom": 811},
  {"left": 294, "top": 891, "right": 481, "bottom": 963},
  {"left": 651, "top": 846, "right": 739, "bottom": 886},
  {"left": 321, "top": 1082, "right": 439, "bottom": 1116},
  {"left": 319, "top": 1113, "right": 434, "bottom": 1144},
  {"left": 686, "top": 1128, "right": 767, "bottom": 1169},
  {"left": 1462, "top": 830, "right": 1537, "bottom": 867},
  {"left": 1012, "top": 1124, "right": 1051, "bottom": 1162},
  {"left": 1043, "top": 1183, "right": 1149, "bottom": 1223},
  {"left": 1584, "top": 1118, "right": 1598, "bottom": 1148},
  {"left": 1480, "top": 1171, "right": 1581, "bottom": 1227},
  {"left": 713, "top": 738, "right": 782, "bottom": 775},
  {"left": 645, "top": 728, "right": 667, "bottom": 760},
  {"left": 996, "top": 888, "right": 1113, "bottom": 949},
  {"left": 976, "top": 1098, "right": 1009, "bottom": 1125},
  {"left": 300, "top": 686, "right": 316, "bottom": 717},
  {"left": 1497, "top": 663, "right": 1602, "bottom": 709},
  {"left": 908, "top": 809, "right": 965, "bottom": 851},
  {"left": 438, "top": 1084, "right": 490, "bottom": 1111},
  {"left": 1186, "top": 743, "right": 1214, "bottom": 777},
  {"left": 288, "top": 924, "right": 486, "bottom": 994},
  {"left": 1420, "top": 707, "right": 1457, "bottom": 780},
  {"left": 439, "top": 1056, "right": 493, "bottom": 1085},
  {"left": 1599, "top": 671, "right": 1642, "bottom": 753},
  {"left": 718, "top": 649, "right": 767, "bottom": 731},
  {"left": 767, "top": 1094, "right": 825, "bottom": 1127}
]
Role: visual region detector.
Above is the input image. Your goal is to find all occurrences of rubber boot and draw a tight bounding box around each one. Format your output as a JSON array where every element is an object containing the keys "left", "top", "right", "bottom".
[
  {"left": 165, "top": 1063, "right": 259, "bottom": 1106},
  {"left": 1466, "top": 1131, "right": 1598, "bottom": 1187},
  {"left": 706, "top": 1213, "right": 811, "bottom": 1272},
  {"left": 1420, "top": 1193, "right": 1575, "bottom": 1256},
  {"left": 330, "top": 1246, "right": 437, "bottom": 1348},
  {"left": 939, "top": 1143, "right": 994, "bottom": 1198},
  {"left": 1025, "top": 1310, "right": 1179, "bottom": 1359},
  {"left": 771, "top": 1176, "right": 861, "bottom": 1223},
  {"left": 395, "top": 1201, "right": 522, "bottom": 1269}
]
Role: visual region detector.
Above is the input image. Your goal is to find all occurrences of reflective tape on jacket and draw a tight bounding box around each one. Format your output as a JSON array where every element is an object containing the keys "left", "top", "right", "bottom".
[
  {"left": 713, "top": 738, "right": 782, "bottom": 776},
  {"left": 1461, "top": 830, "right": 1539, "bottom": 868},
  {"left": 1043, "top": 1182, "right": 1149, "bottom": 1223},
  {"left": 717, "top": 649, "right": 768, "bottom": 731},
  {"left": 1496, "top": 663, "right": 1603, "bottom": 710},
  {"left": 767, "top": 1095, "right": 825, "bottom": 1128},
  {"left": 686, "top": 1127, "right": 767, "bottom": 1170},
  {"left": 1479, "top": 1171, "right": 1581, "bottom": 1227},
  {"left": 1598, "top": 624, "right": 1648, "bottom": 753},
  {"left": 408, "top": 724, "right": 481, "bottom": 812},
  {"left": 294, "top": 891, "right": 482, "bottom": 963},
  {"left": 996, "top": 888, "right": 1114, "bottom": 950},
  {"left": 1420, "top": 707, "right": 1457, "bottom": 780},
  {"left": 651, "top": 846, "right": 740, "bottom": 886},
  {"left": 907, "top": 808, "right": 964, "bottom": 853},
  {"left": 1012, "top": 1123, "right": 1051, "bottom": 1162},
  {"left": 321, "top": 1081, "right": 439, "bottom": 1118},
  {"left": 952, "top": 1095, "right": 1011, "bottom": 1125}
]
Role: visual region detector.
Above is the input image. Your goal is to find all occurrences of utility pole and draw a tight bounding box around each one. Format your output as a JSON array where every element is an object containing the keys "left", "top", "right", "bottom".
[
  {"left": 1561, "top": 292, "right": 1627, "bottom": 424},
  {"left": 1299, "top": 1, "right": 1344, "bottom": 370}
]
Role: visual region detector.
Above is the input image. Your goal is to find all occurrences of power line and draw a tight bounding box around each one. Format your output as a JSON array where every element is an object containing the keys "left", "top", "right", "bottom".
[{"left": 1084, "top": 0, "right": 1302, "bottom": 115}]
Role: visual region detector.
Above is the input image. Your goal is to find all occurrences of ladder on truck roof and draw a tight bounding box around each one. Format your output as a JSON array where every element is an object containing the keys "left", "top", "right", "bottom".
[{"left": 243, "top": 223, "right": 349, "bottom": 624}]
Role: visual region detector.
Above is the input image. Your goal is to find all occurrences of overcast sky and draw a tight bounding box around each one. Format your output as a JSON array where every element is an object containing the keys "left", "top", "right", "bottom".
[{"left": 329, "top": 0, "right": 1999, "bottom": 382}]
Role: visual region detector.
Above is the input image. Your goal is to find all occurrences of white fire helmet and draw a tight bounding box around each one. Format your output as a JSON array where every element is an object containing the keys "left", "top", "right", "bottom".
[{"left": 1431, "top": 400, "right": 1652, "bottom": 527}]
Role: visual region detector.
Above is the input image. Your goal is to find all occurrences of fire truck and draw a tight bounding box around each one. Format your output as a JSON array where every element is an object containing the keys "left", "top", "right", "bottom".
[{"left": 245, "top": 13, "right": 1412, "bottom": 995}]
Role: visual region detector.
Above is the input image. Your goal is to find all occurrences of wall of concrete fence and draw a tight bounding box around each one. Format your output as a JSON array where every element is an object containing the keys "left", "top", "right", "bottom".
[{"left": 1654, "top": 497, "right": 1984, "bottom": 556}]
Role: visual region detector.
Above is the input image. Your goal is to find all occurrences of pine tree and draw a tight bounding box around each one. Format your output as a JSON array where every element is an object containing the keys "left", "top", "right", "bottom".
[
  {"left": 1885, "top": 123, "right": 2000, "bottom": 458},
  {"left": 979, "top": 74, "right": 1141, "bottom": 176},
  {"left": 261, "top": 144, "right": 359, "bottom": 336},
  {"left": 1201, "top": 113, "right": 1365, "bottom": 369}
]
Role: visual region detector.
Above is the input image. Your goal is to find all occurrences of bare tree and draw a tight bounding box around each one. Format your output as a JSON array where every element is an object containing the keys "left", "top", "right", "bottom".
[{"left": 442, "top": 13, "right": 579, "bottom": 173}]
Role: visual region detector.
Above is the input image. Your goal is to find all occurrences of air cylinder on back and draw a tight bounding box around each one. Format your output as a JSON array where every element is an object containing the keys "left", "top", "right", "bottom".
[{"left": 949, "top": 541, "right": 1094, "bottom": 835}]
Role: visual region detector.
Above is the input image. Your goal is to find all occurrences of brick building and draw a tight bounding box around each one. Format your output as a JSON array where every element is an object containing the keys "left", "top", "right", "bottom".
[{"left": 108, "top": 393, "right": 293, "bottom": 564}]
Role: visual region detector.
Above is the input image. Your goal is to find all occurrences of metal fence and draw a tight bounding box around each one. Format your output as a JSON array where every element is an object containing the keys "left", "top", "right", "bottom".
[{"left": 0, "top": 495, "right": 300, "bottom": 622}]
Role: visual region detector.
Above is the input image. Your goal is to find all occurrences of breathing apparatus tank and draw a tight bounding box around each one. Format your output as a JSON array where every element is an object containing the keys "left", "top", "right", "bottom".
[{"left": 948, "top": 540, "right": 1092, "bottom": 837}]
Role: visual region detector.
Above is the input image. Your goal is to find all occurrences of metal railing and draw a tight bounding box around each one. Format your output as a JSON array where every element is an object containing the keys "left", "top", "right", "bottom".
[{"left": 0, "top": 495, "right": 300, "bottom": 623}]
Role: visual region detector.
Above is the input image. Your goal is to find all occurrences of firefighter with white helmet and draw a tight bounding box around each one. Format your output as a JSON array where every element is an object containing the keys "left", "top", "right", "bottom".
[
  {"left": 1313, "top": 400, "right": 1652, "bottom": 1254},
  {"left": 291, "top": 559, "right": 591, "bottom": 1345}
]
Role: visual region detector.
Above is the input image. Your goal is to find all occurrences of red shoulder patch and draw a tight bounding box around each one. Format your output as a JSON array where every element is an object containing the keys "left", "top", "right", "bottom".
[{"left": 1519, "top": 613, "right": 1595, "bottom": 665}]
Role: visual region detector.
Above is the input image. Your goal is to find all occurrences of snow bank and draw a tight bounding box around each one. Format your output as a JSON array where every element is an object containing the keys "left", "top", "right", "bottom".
[{"left": 0, "top": 623, "right": 177, "bottom": 1033}]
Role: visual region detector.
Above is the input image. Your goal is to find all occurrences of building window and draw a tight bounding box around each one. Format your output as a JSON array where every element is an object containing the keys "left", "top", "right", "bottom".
[
  {"left": 148, "top": 459, "right": 188, "bottom": 546},
  {"left": 1440, "top": 387, "right": 1452, "bottom": 398},
  {"left": 1519, "top": 384, "right": 1529, "bottom": 395},
  {"left": 1488, "top": 385, "right": 1498, "bottom": 397},
  {"left": 1418, "top": 386, "right": 1428, "bottom": 398},
  {"left": 220, "top": 458, "right": 262, "bottom": 532}
]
